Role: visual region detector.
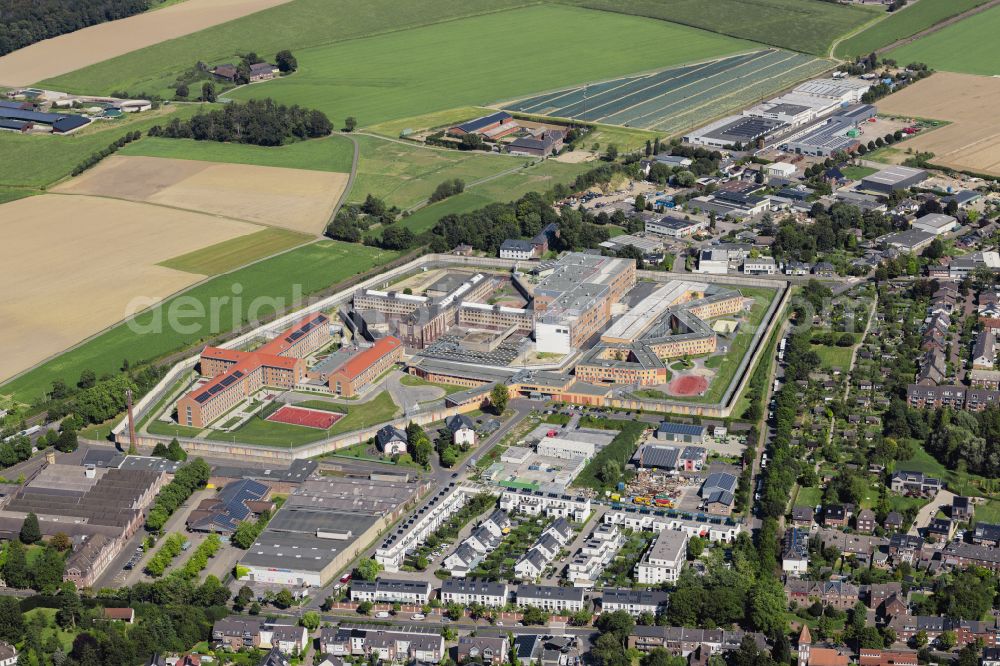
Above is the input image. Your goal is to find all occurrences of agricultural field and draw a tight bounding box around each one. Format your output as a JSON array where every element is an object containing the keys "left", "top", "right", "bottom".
[
  {"left": 158, "top": 228, "right": 311, "bottom": 276},
  {"left": 395, "top": 193, "right": 496, "bottom": 236},
  {"left": 0, "top": 104, "right": 198, "bottom": 189},
  {"left": 504, "top": 49, "right": 832, "bottom": 133},
  {"left": 834, "top": 0, "right": 992, "bottom": 57},
  {"left": 876, "top": 72, "right": 1000, "bottom": 176},
  {"left": 39, "top": 0, "right": 538, "bottom": 97},
  {"left": 227, "top": 5, "right": 755, "bottom": 127},
  {"left": 0, "top": 188, "right": 34, "bottom": 205},
  {"left": 887, "top": 4, "right": 1000, "bottom": 75},
  {"left": 52, "top": 155, "right": 349, "bottom": 233},
  {"left": 0, "top": 0, "right": 294, "bottom": 86},
  {"left": 0, "top": 195, "right": 261, "bottom": 384},
  {"left": 556, "top": 0, "right": 875, "bottom": 56},
  {"left": 0, "top": 240, "right": 400, "bottom": 403},
  {"left": 120, "top": 135, "right": 355, "bottom": 172},
  {"left": 350, "top": 134, "right": 527, "bottom": 210}
]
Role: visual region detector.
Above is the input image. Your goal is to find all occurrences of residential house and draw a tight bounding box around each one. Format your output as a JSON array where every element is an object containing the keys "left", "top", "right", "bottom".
[
  {"left": 635, "top": 529, "right": 687, "bottom": 584},
  {"left": 824, "top": 505, "right": 850, "bottom": 528},
  {"left": 601, "top": 588, "right": 669, "bottom": 617},
  {"left": 515, "top": 584, "right": 585, "bottom": 613},
  {"left": 890, "top": 471, "right": 942, "bottom": 496},
  {"left": 973, "top": 523, "right": 1000, "bottom": 547},
  {"left": 952, "top": 496, "right": 973, "bottom": 522},
  {"left": 856, "top": 509, "right": 876, "bottom": 534},
  {"left": 785, "top": 580, "right": 860, "bottom": 610},
  {"left": 782, "top": 528, "right": 809, "bottom": 576},
  {"left": 441, "top": 579, "right": 508, "bottom": 607},
  {"left": 350, "top": 578, "right": 431, "bottom": 605},
  {"left": 458, "top": 636, "right": 509, "bottom": 665},
  {"left": 445, "top": 414, "right": 477, "bottom": 447},
  {"left": 213, "top": 616, "right": 263, "bottom": 651},
  {"left": 792, "top": 506, "right": 815, "bottom": 528},
  {"left": 628, "top": 626, "right": 767, "bottom": 657},
  {"left": 375, "top": 425, "right": 408, "bottom": 456}
]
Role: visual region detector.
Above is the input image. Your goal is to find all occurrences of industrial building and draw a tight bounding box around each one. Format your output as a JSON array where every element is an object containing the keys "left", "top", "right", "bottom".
[
  {"left": 911, "top": 213, "right": 958, "bottom": 236},
  {"left": 0, "top": 461, "right": 169, "bottom": 588},
  {"left": 780, "top": 104, "right": 876, "bottom": 157},
  {"left": 860, "top": 166, "right": 928, "bottom": 193},
  {"left": 645, "top": 216, "right": 707, "bottom": 238},
  {"left": 237, "top": 474, "right": 423, "bottom": 587},
  {"left": 683, "top": 115, "right": 786, "bottom": 149}
]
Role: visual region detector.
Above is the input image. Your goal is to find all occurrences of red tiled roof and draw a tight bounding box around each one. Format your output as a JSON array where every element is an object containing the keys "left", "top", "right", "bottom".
[
  {"left": 258, "top": 312, "right": 329, "bottom": 357},
  {"left": 333, "top": 337, "right": 401, "bottom": 380},
  {"left": 809, "top": 648, "right": 850, "bottom": 666}
]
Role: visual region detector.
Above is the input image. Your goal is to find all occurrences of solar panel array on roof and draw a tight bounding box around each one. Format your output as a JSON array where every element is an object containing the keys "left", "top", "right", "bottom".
[{"left": 657, "top": 422, "right": 705, "bottom": 436}]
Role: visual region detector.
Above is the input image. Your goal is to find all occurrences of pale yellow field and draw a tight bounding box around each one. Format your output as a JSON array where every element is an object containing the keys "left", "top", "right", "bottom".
[
  {"left": 53, "top": 156, "right": 348, "bottom": 234},
  {"left": 878, "top": 72, "right": 1000, "bottom": 176},
  {"left": 0, "top": 0, "right": 293, "bottom": 86},
  {"left": 0, "top": 195, "right": 260, "bottom": 382}
]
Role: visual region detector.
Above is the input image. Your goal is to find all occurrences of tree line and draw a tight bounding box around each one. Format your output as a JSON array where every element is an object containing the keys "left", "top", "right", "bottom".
[
  {"left": 0, "top": 0, "right": 150, "bottom": 57},
  {"left": 72, "top": 131, "right": 142, "bottom": 177},
  {"left": 148, "top": 98, "right": 332, "bottom": 146}
]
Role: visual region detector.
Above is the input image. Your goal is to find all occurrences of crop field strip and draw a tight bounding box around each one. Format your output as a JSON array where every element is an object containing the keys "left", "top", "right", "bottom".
[
  {"left": 834, "top": 0, "right": 993, "bottom": 57},
  {"left": 887, "top": 3, "right": 1000, "bottom": 76},
  {"left": 505, "top": 49, "right": 830, "bottom": 132}
]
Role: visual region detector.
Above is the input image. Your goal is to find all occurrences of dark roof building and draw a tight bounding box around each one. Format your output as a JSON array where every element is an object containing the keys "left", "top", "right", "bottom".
[{"left": 0, "top": 106, "right": 90, "bottom": 133}]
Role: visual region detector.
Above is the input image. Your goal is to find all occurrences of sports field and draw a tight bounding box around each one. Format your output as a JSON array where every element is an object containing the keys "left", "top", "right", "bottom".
[
  {"left": 227, "top": 5, "right": 755, "bottom": 127},
  {"left": 52, "top": 155, "right": 349, "bottom": 233},
  {"left": 504, "top": 49, "right": 832, "bottom": 133},
  {"left": 0, "top": 195, "right": 260, "bottom": 384},
  {"left": 0, "top": 0, "right": 294, "bottom": 86},
  {"left": 0, "top": 240, "right": 400, "bottom": 403},
  {"left": 556, "top": 0, "right": 875, "bottom": 56},
  {"left": 120, "top": 135, "right": 355, "bottom": 172},
  {"left": 266, "top": 405, "right": 342, "bottom": 429},
  {"left": 876, "top": 72, "right": 1000, "bottom": 176},
  {"left": 158, "top": 228, "right": 311, "bottom": 275},
  {"left": 834, "top": 0, "right": 992, "bottom": 57},
  {"left": 887, "top": 4, "right": 1000, "bottom": 75}
]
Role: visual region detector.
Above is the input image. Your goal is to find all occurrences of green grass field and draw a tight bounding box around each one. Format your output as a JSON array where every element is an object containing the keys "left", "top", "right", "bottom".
[
  {"left": 811, "top": 343, "right": 853, "bottom": 370},
  {"left": 887, "top": 4, "right": 1000, "bottom": 75},
  {"left": 1, "top": 241, "right": 400, "bottom": 403},
  {"left": 0, "top": 104, "right": 198, "bottom": 188},
  {"left": 39, "top": 0, "right": 536, "bottom": 96},
  {"left": 0, "top": 188, "right": 35, "bottom": 205},
  {"left": 676, "top": 285, "right": 778, "bottom": 404},
  {"left": 835, "top": 0, "right": 991, "bottom": 57},
  {"left": 120, "top": 134, "right": 355, "bottom": 172},
  {"left": 395, "top": 193, "right": 495, "bottom": 235},
  {"left": 974, "top": 500, "right": 1000, "bottom": 525},
  {"left": 794, "top": 485, "right": 822, "bottom": 508},
  {"left": 841, "top": 165, "right": 877, "bottom": 180},
  {"left": 350, "top": 134, "right": 526, "bottom": 209},
  {"left": 557, "top": 0, "right": 874, "bottom": 56},
  {"left": 228, "top": 5, "right": 754, "bottom": 127},
  {"left": 206, "top": 390, "right": 399, "bottom": 446},
  {"left": 158, "top": 228, "right": 312, "bottom": 275}
]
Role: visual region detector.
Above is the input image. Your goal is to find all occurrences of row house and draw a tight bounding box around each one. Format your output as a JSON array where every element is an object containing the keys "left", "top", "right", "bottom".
[
  {"left": 888, "top": 614, "right": 1000, "bottom": 649},
  {"left": 514, "top": 518, "right": 574, "bottom": 580},
  {"left": 350, "top": 578, "right": 431, "bottom": 605},
  {"left": 628, "top": 626, "right": 767, "bottom": 656},
  {"left": 941, "top": 542, "right": 1000, "bottom": 573},
  {"left": 499, "top": 488, "right": 591, "bottom": 522},
  {"left": 440, "top": 579, "right": 509, "bottom": 607},
  {"left": 568, "top": 523, "right": 625, "bottom": 587},
  {"left": 601, "top": 589, "right": 669, "bottom": 617},
  {"left": 785, "top": 579, "right": 860, "bottom": 610},
  {"left": 515, "top": 584, "right": 585, "bottom": 613},
  {"left": 321, "top": 626, "right": 445, "bottom": 663}
]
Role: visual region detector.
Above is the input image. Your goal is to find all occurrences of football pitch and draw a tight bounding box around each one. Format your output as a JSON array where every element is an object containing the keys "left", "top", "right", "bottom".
[{"left": 503, "top": 49, "right": 832, "bottom": 133}]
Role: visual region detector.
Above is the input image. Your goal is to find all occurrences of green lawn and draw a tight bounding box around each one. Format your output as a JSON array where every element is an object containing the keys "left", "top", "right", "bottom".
[
  {"left": 841, "top": 165, "right": 877, "bottom": 180},
  {"left": 23, "top": 608, "right": 77, "bottom": 653},
  {"left": 367, "top": 106, "right": 497, "bottom": 139},
  {"left": 1, "top": 241, "right": 400, "bottom": 403},
  {"left": 395, "top": 193, "right": 494, "bottom": 235},
  {"left": 0, "top": 104, "right": 198, "bottom": 188},
  {"left": 158, "top": 228, "right": 312, "bottom": 275},
  {"left": 206, "top": 390, "right": 399, "bottom": 447},
  {"left": 811, "top": 343, "right": 853, "bottom": 370},
  {"left": 120, "top": 134, "right": 355, "bottom": 172},
  {"left": 0, "top": 188, "right": 35, "bottom": 205},
  {"left": 794, "top": 485, "right": 823, "bottom": 508},
  {"left": 887, "top": 3, "right": 1000, "bottom": 75},
  {"left": 350, "top": 134, "right": 526, "bottom": 209},
  {"left": 974, "top": 500, "right": 1000, "bottom": 526},
  {"left": 557, "top": 0, "right": 875, "bottom": 56},
  {"left": 227, "top": 5, "right": 755, "bottom": 127},
  {"left": 835, "top": 0, "right": 992, "bottom": 57},
  {"left": 674, "top": 285, "right": 779, "bottom": 404},
  {"left": 399, "top": 374, "right": 469, "bottom": 395},
  {"left": 40, "top": 0, "right": 536, "bottom": 97}
]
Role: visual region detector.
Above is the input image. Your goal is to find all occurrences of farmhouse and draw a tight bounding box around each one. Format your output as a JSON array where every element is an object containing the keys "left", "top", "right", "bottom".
[
  {"left": 447, "top": 112, "right": 516, "bottom": 139},
  {"left": 249, "top": 62, "right": 280, "bottom": 82},
  {"left": 0, "top": 105, "right": 89, "bottom": 133},
  {"left": 508, "top": 129, "right": 564, "bottom": 157}
]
